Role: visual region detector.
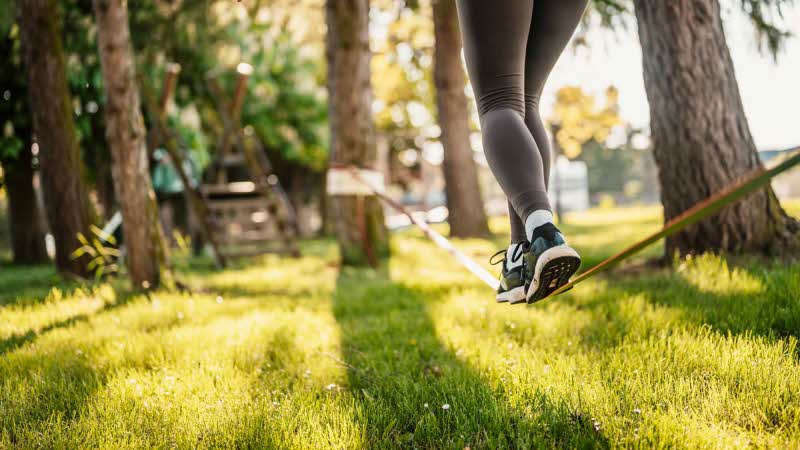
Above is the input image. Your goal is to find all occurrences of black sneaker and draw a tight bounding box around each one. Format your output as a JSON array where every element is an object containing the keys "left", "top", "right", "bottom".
[
  {"left": 523, "top": 223, "right": 581, "bottom": 303},
  {"left": 489, "top": 243, "right": 528, "bottom": 304}
]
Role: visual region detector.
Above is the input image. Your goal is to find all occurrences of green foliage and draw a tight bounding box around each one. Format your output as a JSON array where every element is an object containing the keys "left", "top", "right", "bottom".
[
  {"left": 61, "top": 5, "right": 109, "bottom": 189},
  {"left": 371, "top": 0, "right": 443, "bottom": 174},
  {"left": 70, "top": 225, "right": 121, "bottom": 281},
  {"left": 3, "top": 0, "right": 329, "bottom": 190},
  {"left": 738, "top": 0, "right": 797, "bottom": 56},
  {"left": 589, "top": 0, "right": 797, "bottom": 57},
  {"left": 234, "top": 29, "right": 328, "bottom": 170},
  {"left": 0, "top": 1, "right": 14, "bottom": 33},
  {"left": 577, "top": 128, "right": 658, "bottom": 205},
  {"left": 129, "top": 1, "right": 328, "bottom": 171},
  {"left": 166, "top": 114, "right": 212, "bottom": 172},
  {"left": 0, "top": 23, "right": 29, "bottom": 162}
]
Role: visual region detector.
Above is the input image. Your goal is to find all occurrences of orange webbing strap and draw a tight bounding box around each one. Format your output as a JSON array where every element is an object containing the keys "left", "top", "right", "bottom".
[
  {"left": 548, "top": 149, "right": 800, "bottom": 298},
  {"left": 342, "top": 149, "right": 800, "bottom": 300}
]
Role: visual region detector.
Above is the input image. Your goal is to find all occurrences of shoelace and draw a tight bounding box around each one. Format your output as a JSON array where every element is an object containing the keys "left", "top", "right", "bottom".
[
  {"left": 489, "top": 243, "right": 527, "bottom": 269},
  {"left": 489, "top": 249, "right": 507, "bottom": 266}
]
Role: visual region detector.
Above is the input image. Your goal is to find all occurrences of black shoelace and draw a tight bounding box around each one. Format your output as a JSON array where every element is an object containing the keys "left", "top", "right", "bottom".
[{"left": 489, "top": 243, "right": 527, "bottom": 271}]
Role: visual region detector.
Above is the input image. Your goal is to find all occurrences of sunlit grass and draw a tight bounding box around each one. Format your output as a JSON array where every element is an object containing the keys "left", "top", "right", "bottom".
[{"left": 1, "top": 203, "right": 799, "bottom": 448}]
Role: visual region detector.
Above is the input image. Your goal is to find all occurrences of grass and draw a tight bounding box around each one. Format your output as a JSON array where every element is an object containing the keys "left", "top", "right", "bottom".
[{"left": 1, "top": 202, "right": 799, "bottom": 449}]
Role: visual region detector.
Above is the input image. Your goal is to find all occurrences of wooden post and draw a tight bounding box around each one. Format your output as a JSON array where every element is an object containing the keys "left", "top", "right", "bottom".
[
  {"left": 159, "top": 63, "right": 181, "bottom": 112},
  {"left": 212, "top": 63, "right": 252, "bottom": 171},
  {"left": 139, "top": 69, "right": 228, "bottom": 269},
  {"left": 231, "top": 63, "right": 252, "bottom": 122}
]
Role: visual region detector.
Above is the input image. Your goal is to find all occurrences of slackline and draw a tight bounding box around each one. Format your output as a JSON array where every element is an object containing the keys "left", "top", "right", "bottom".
[{"left": 344, "top": 149, "right": 800, "bottom": 301}]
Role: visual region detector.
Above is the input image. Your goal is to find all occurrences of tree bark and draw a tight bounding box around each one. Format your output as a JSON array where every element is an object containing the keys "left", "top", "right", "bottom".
[
  {"left": 18, "top": 0, "right": 94, "bottom": 277},
  {"left": 93, "top": 0, "right": 169, "bottom": 288},
  {"left": 325, "top": 0, "right": 390, "bottom": 266},
  {"left": 432, "top": 0, "right": 490, "bottom": 238},
  {"left": 1, "top": 147, "right": 49, "bottom": 264},
  {"left": 632, "top": 0, "right": 798, "bottom": 257}
]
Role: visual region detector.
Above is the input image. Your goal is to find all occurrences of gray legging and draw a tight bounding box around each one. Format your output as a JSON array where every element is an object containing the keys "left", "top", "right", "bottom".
[{"left": 455, "top": 0, "right": 588, "bottom": 243}]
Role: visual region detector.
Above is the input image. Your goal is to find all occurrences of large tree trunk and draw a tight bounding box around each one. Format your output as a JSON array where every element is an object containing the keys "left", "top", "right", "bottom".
[
  {"left": 432, "top": 0, "right": 490, "bottom": 238},
  {"left": 1, "top": 147, "right": 49, "bottom": 264},
  {"left": 93, "top": 0, "right": 169, "bottom": 288},
  {"left": 632, "top": 0, "right": 798, "bottom": 257},
  {"left": 18, "top": 0, "right": 94, "bottom": 277},
  {"left": 325, "top": 0, "right": 389, "bottom": 266}
]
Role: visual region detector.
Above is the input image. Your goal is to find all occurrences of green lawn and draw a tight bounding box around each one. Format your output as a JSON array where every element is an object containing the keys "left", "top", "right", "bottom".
[{"left": 1, "top": 203, "right": 799, "bottom": 449}]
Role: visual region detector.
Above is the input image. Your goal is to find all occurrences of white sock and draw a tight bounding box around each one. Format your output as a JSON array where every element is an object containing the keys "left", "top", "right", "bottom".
[
  {"left": 505, "top": 243, "right": 524, "bottom": 270},
  {"left": 525, "top": 210, "right": 555, "bottom": 242}
]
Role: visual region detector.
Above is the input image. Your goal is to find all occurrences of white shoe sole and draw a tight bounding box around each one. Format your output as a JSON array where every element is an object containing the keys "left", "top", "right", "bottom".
[
  {"left": 496, "top": 286, "right": 525, "bottom": 304},
  {"left": 525, "top": 245, "right": 581, "bottom": 303}
]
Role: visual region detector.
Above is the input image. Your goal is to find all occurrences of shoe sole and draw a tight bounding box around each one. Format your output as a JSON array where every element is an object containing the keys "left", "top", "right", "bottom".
[
  {"left": 496, "top": 286, "right": 525, "bottom": 304},
  {"left": 526, "top": 246, "right": 581, "bottom": 304}
]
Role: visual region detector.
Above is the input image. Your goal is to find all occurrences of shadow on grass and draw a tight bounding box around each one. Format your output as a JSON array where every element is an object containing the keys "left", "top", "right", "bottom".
[
  {"left": 560, "top": 261, "right": 800, "bottom": 352},
  {"left": 0, "top": 288, "right": 143, "bottom": 357},
  {"left": 0, "top": 264, "right": 81, "bottom": 308},
  {"left": 0, "top": 340, "right": 105, "bottom": 448},
  {"left": 332, "top": 266, "right": 609, "bottom": 448},
  {"left": 637, "top": 263, "right": 800, "bottom": 339}
]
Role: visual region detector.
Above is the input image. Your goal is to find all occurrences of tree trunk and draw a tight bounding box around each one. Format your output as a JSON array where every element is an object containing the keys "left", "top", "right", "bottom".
[
  {"left": 432, "top": 0, "right": 490, "bottom": 238},
  {"left": 93, "top": 0, "right": 169, "bottom": 288},
  {"left": 632, "top": 0, "right": 798, "bottom": 257},
  {"left": 325, "top": 0, "right": 390, "bottom": 266},
  {"left": 94, "top": 132, "right": 116, "bottom": 221},
  {"left": 1, "top": 147, "right": 49, "bottom": 264},
  {"left": 18, "top": 0, "right": 94, "bottom": 277}
]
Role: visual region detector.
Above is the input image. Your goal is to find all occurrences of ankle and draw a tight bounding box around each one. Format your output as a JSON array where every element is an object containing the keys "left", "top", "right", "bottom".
[{"left": 524, "top": 210, "right": 554, "bottom": 242}]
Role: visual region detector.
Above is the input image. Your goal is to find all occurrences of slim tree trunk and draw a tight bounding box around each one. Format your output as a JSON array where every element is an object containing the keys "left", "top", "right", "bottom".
[
  {"left": 326, "top": 0, "right": 390, "bottom": 266},
  {"left": 93, "top": 0, "right": 169, "bottom": 288},
  {"left": 18, "top": 0, "right": 94, "bottom": 277},
  {"left": 1, "top": 147, "right": 49, "bottom": 264},
  {"left": 432, "top": 0, "right": 490, "bottom": 238},
  {"left": 632, "top": 0, "right": 798, "bottom": 256}
]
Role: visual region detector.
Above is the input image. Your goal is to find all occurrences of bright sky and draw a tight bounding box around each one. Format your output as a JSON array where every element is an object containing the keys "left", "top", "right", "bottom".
[{"left": 540, "top": 6, "right": 800, "bottom": 151}]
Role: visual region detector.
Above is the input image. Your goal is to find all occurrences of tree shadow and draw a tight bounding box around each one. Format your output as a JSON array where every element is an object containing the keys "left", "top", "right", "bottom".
[
  {"left": 0, "top": 264, "right": 81, "bottom": 308},
  {"left": 0, "top": 340, "right": 106, "bottom": 448},
  {"left": 332, "top": 266, "right": 610, "bottom": 448},
  {"left": 0, "top": 287, "right": 142, "bottom": 357},
  {"left": 559, "top": 260, "right": 800, "bottom": 352},
  {"left": 635, "top": 263, "right": 800, "bottom": 339}
]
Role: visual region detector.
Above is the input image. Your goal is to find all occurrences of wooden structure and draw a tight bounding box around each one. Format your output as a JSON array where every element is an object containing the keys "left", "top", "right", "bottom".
[
  {"left": 141, "top": 64, "right": 228, "bottom": 268},
  {"left": 202, "top": 63, "right": 300, "bottom": 258}
]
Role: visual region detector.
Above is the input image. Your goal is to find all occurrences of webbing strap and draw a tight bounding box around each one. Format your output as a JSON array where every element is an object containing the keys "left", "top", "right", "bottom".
[
  {"left": 548, "top": 149, "right": 800, "bottom": 298},
  {"left": 348, "top": 168, "right": 501, "bottom": 290},
  {"left": 343, "top": 149, "right": 800, "bottom": 301}
]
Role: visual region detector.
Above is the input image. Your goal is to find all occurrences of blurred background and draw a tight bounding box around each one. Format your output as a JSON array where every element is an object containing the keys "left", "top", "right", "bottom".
[{"left": 1, "top": 0, "right": 798, "bottom": 268}]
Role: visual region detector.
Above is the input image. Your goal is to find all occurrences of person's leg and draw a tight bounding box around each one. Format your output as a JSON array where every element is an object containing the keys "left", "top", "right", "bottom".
[
  {"left": 524, "top": 0, "right": 589, "bottom": 194},
  {"left": 513, "top": 0, "right": 587, "bottom": 302},
  {"left": 506, "top": 0, "right": 588, "bottom": 253},
  {"left": 508, "top": 201, "right": 527, "bottom": 244},
  {"left": 456, "top": 0, "right": 539, "bottom": 302},
  {"left": 456, "top": 0, "right": 551, "bottom": 234}
]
